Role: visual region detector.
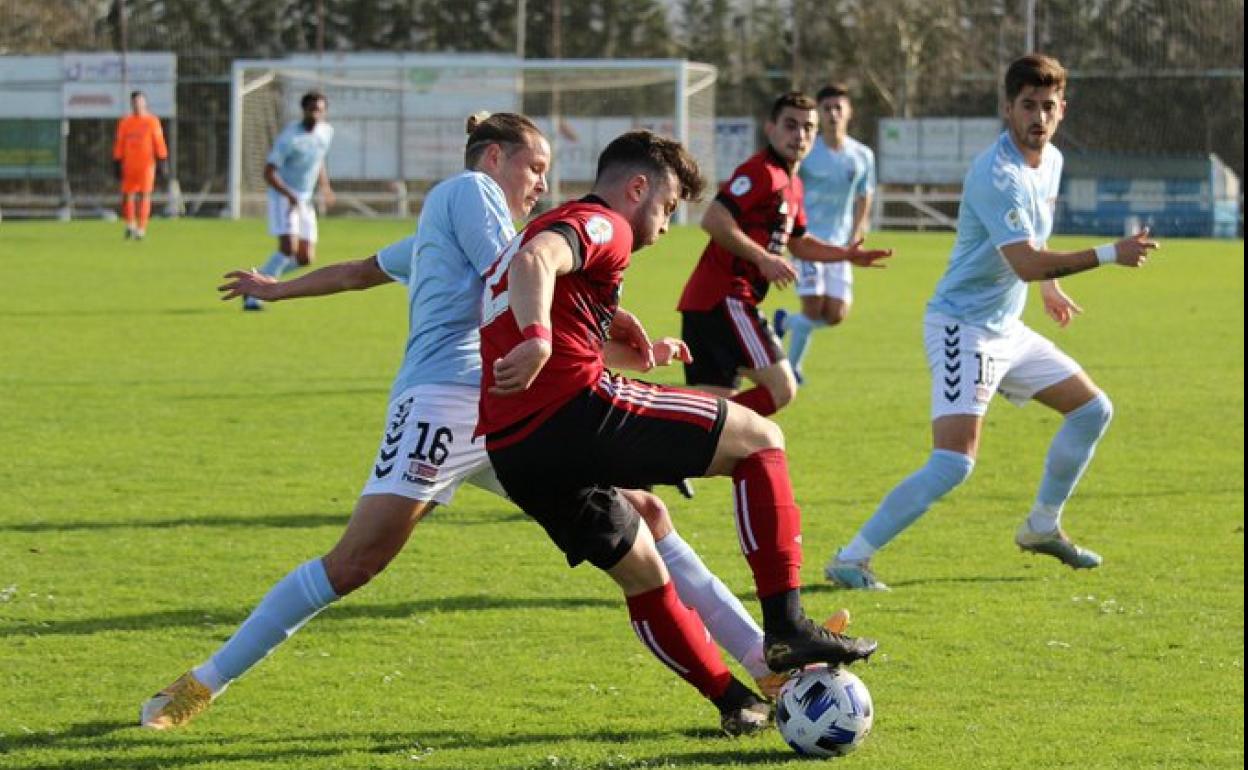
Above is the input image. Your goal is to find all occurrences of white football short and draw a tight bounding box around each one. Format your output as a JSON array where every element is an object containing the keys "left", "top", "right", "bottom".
[
  {"left": 794, "top": 258, "right": 853, "bottom": 301},
  {"left": 924, "top": 312, "right": 1082, "bottom": 420},
  {"left": 360, "top": 383, "right": 505, "bottom": 504},
  {"left": 266, "top": 191, "right": 318, "bottom": 242}
]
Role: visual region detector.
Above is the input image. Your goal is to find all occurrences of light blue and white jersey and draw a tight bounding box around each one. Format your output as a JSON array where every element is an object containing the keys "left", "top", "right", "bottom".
[
  {"left": 928, "top": 131, "right": 1062, "bottom": 333},
  {"left": 798, "top": 135, "right": 875, "bottom": 246},
  {"left": 266, "top": 120, "right": 334, "bottom": 199},
  {"left": 376, "top": 171, "right": 514, "bottom": 397}
]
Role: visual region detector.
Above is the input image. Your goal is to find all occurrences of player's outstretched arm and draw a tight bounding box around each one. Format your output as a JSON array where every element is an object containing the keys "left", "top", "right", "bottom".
[
  {"left": 217, "top": 255, "right": 392, "bottom": 302},
  {"left": 1000, "top": 228, "right": 1159, "bottom": 282},
  {"left": 489, "top": 232, "right": 574, "bottom": 396},
  {"left": 701, "top": 200, "right": 797, "bottom": 286},
  {"left": 789, "top": 234, "right": 892, "bottom": 267}
]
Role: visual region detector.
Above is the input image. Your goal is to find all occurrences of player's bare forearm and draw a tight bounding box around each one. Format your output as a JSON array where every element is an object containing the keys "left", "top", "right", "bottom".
[
  {"left": 701, "top": 201, "right": 771, "bottom": 265},
  {"left": 506, "top": 232, "right": 574, "bottom": 330},
  {"left": 603, "top": 340, "right": 652, "bottom": 371},
  {"left": 217, "top": 257, "right": 390, "bottom": 302},
  {"left": 851, "top": 194, "right": 872, "bottom": 241},
  {"left": 1001, "top": 230, "right": 1157, "bottom": 282},
  {"left": 791, "top": 234, "right": 892, "bottom": 267},
  {"left": 263, "top": 164, "right": 296, "bottom": 201}
]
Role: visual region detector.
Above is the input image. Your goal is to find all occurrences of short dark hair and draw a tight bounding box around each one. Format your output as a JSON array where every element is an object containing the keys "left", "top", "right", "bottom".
[
  {"left": 463, "top": 111, "right": 543, "bottom": 169},
  {"left": 130, "top": 90, "right": 146, "bottom": 101},
  {"left": 1004, "top": 54, "right": 1067, "bottom": 101},
  {"left": 300, "top": 91, "right": 327, "bottom": 110},
  {"left": 815, "top": 82, "right": 851, "bottom": 103},
  {"left": 769, "top": 91, "right": 817, "bottom": 122},
  {"left": 595, "top": 130, "right": 705, "bottom": 201}
]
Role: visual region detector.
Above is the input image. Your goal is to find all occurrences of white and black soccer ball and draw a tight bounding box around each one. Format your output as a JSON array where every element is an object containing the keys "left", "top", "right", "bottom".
[{"left": 775, "top": 666, "right": 873, "bottom": 758}]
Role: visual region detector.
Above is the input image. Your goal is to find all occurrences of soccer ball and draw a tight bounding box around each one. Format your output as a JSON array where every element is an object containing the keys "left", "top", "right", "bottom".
[{"left": 775, "top": 666, "right": 873, "bottom": 758}]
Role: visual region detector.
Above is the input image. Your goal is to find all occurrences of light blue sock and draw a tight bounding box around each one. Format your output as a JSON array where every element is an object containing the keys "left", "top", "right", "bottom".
[
  {"left": 277, "top": 257, "right": 303, "bottom": 277},
  {"left": 656, "top": 531, "right": 767, "bottom": 679},
  {"left": 852, "top": 449, "right": 975, "bottom": 555},
  {"left": 196, "top": 559, "right": 339, "bottom": 691},
  {"left": 258, "top": 251, "right": 292, "bottom": 278},
  {"left": 786, "top": 313, "right": 826, "bottom": 373},
  {"left": 1029, "top": 393, "right": 1113, "bottom": 532}
]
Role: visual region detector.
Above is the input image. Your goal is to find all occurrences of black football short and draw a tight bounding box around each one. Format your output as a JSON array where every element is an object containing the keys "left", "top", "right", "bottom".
[
  {"left": 487, "top": 373, "right": 726, "bottom": 570},
  {"left": 681, "top": 298, "right": 784, "bottom": 388}
]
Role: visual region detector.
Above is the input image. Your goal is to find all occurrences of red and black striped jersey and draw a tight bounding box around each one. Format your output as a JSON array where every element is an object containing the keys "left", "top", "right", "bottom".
[
  {"left": 677, "top": 147, "right": 808, "bottom": 311},
  {"left": 477, "top": 196, "right": 633, "bottom": 444}
]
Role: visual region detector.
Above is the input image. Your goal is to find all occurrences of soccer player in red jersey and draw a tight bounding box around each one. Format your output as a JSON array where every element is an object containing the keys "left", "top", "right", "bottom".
[
  {"left": 112, "top": 91, "right": 168, "bottom": 240},
  {"left": 478, "top": 130, "right": 879, "bottom": 730},
  {"left": 676, "top": 92, "right": 891, "bottom": 416}
]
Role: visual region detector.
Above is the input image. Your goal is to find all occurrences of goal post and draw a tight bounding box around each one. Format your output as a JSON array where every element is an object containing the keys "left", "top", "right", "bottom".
[{"left": 228, "top": 55, "right": 717, "bottom": 222}]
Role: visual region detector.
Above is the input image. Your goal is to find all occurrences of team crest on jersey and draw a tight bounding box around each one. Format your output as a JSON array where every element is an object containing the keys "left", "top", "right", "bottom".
[
  {"left": 585, "top": 215, "right": 614, "bottom": 245},
  {"left": 729, "top": 175, "right": 752, "bottom": 196},
  {"left": 1003, "top": 207, "right": 1025, "bottom": 232}
]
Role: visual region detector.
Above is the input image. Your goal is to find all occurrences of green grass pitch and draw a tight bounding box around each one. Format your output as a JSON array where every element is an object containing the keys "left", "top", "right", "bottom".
[{"left": 0, "top": 218, "right": 1242, "bottom": 769}]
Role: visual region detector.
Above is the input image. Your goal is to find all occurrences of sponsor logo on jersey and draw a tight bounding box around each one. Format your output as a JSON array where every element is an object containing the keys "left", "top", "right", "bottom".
[
  {"left": 729, "top": 175, "right": 752, "bottom": 196},
  {"left": 585, "top": 215, "right": 614, "bottom": 245}
]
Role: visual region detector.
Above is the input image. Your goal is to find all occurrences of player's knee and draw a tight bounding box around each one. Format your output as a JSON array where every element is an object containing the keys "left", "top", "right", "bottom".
[
  {"left": 745, "top": 412, "right": 785, "bottom": 453},
  {"left": 928, "top": 449, "right": 976, "bottom": 491},
  {"left": 322, "top": 550, "right": 387, "bottom": 595},
  {"left": 823, "top": 303, "right": 850, "bottom": 326},
  {"left": 632, "top": 492, "right": 673, "bottom": 540},
  {"left": 1080, "top": 392, "right": 1114, "bottom": 433},
  {"left": 769, "top": 377, "right": 798, "bottom": 409}
]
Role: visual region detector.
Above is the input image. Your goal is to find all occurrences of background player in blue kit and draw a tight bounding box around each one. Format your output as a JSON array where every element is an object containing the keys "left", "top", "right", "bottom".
[
  {"left": 773, "top": 83, "right": 877, "bottom": 385},
  {"left": 244, "top": 91, "right": 336, "bottom": 311},
  {"left": 825, "top": 54, "right": 1159, "bottom": 591}
]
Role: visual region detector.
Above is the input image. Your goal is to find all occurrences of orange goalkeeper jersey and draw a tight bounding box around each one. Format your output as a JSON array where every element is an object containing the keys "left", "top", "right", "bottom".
[{"left": 113, "top": 113, "right": 168, "bottom": 176}]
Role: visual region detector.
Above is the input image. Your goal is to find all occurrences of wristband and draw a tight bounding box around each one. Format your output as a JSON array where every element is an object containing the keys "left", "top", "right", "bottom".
[
  {"left": 1094, "top": 243, "right": 1117, "bottom": 265},
  {"left": 521, "top": 323, "right": 552, "bottom": 342}
]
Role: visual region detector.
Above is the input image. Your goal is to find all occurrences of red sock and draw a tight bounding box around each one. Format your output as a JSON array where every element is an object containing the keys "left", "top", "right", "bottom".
[
  {"left": 121, "top": 197, "right": 135, "bottom": 226},
  {"left": 627, "top": 582, "right": 732, "bottom": 699},
  {"left": 138, "top": 196, "right": 152, "bottom": 230},
  {"left": 731, "top": 448, "right": 802, "bottom": 598},
  {"left": 730, "top": 386, "right": 778, "bottom": 416}
]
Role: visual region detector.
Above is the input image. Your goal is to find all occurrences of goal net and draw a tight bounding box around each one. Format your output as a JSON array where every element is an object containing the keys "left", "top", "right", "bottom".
[{"left": 229, "top": 54, "right": 717, "bottom": 222}]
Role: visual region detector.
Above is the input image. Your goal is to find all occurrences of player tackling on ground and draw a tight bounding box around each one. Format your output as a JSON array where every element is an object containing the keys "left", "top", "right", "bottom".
[
  {"left": 825, "top": 54, "right": 1159, "bottom": 591},
  {"left": 112, "top": 91, "right": 168, "bottom": 241},
  {"left": 478, "top": 130, "right": 878, "bottom": 729},
  {"left": 773, "top": 83, "right": 877, "bottom": 385},
  {"left": 243, "top": 91, "right": 335, "bottom": 311}
]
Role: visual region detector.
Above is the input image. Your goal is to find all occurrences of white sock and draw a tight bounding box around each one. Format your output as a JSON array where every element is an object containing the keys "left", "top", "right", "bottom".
[{"left": 655, "top": 530, "right": 769, "bottom": 680}]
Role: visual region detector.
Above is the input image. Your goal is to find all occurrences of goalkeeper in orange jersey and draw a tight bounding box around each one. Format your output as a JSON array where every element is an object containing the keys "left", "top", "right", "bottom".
[{"left": 113, "top": 91, "right": 169, "bottom": 240}]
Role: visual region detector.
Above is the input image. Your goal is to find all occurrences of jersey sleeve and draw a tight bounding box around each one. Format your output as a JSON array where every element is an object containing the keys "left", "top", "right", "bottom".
[
  {"left": 452, "top": 176, "right": 517, "bottom": 276},
  {"left": 151, "top": 116, "right": 169, "bottom": 160},
  {"left": 715, "top": 159, "right": 775, "bottom": 218},
  {"left": 546, "top": 210, "right": 631, "bottom": 276},
  {"left": 965, "top": 164, "right": 1035, "bottom": 249},
  {"left": 858, "top": 147, "right": 877, "bottom": 198},
  {"left": 265, "top": 127, "right": 289, "bottom": 167},
  {"left": 375, "top": 235, "right": 416, "bottom": 285}
]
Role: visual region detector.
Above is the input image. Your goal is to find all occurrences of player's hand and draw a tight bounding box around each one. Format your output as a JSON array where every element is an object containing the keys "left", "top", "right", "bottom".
[
  {"left": 843, "top": 238, "right": 893, "bottom": 268},
  {"left": 759, "top": 254, "right": 797, "bottom": 287},
  {"left": 609, "top": 308, "right": 655, "bottom": 371},
  {"left": 218, "top": 269, "right": 280, "bottom": 301},
  {"left": 1114, "top": 227, "right": 1159, "bottom": 267},
  {"left": 652, "top": 338, "right": 692, "bottom": 367},
  {"left": 490, "top": 338, "right": 551, "bottom": 396},
  {"left": 1040, "top": 281, "right": 1083, "bottom": 328}
]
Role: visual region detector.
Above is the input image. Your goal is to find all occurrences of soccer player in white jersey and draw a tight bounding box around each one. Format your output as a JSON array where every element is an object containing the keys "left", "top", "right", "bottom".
[
  {"left": 243, "top": 91, "right": 335, "bottom": 311},
  {"left": 773, "top": 83, "right": 877, "bottom": 385},
  {"left": 142, "top": 113, "right": 823, "bottom": 736},
  {"left": 825, "top": 54, "right": 1158, "bottom": 591}
]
